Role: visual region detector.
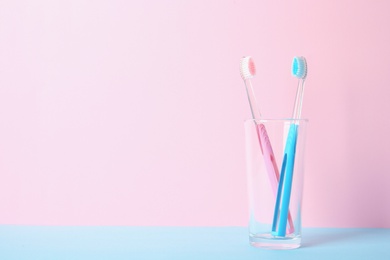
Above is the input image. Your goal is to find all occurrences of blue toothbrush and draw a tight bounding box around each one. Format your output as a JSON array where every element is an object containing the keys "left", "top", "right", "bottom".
[{"left": 272, "top": 56, "right": 307, "bottom": 237}]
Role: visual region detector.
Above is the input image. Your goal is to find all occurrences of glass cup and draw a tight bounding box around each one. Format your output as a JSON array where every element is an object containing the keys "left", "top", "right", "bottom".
[{"left": 245, "top": 118, "right": 308, "bottom": 249}]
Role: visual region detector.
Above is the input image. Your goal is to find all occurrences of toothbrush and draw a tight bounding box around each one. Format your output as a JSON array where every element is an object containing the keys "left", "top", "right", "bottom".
[
  {"left": 272, "top": 56, "right": 307, "bottom": 237},
  {"left": 240, "top": 56, "right": 294, "bottom": 234}
]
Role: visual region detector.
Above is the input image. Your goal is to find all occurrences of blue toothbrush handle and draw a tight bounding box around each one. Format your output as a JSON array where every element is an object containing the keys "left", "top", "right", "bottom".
[{"left": 272, "top": 124, "right": 298, "bottom": 237}]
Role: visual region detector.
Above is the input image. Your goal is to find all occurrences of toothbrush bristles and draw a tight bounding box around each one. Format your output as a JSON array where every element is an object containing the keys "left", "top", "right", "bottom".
[
  {"left": 240, "top": 56, "right": 256, "bottom": 80},
  {"left": 292, "top": 56, "right": 307, "bottom": 79}
]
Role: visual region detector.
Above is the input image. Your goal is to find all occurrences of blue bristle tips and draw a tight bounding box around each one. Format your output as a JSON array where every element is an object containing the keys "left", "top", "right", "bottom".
[{"left": 292, "top": 56, "right": 307, "bottom": 79}]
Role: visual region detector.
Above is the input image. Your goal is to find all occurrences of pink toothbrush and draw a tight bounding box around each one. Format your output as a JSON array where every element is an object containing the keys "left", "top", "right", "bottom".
[{"left": 240, "top": 56, "right": 294, "bottom": 234}]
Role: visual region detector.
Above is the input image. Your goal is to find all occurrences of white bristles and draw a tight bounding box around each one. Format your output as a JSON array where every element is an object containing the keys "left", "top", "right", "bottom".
[
  {"left": 240, "top": 56, "right": 256, "bottom": 80},
  {"left": 292, "top": 56, "right": 307, "bottom": 79}
]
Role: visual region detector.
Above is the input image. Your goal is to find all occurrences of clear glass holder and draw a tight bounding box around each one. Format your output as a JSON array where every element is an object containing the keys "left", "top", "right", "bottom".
[{"left": 245, "top": 118, "right": 308, "bottom": 250}]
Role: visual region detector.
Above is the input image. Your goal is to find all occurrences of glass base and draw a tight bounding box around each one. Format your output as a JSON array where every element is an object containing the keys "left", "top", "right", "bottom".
[{"left": 249, "top": 232, "right": 301, "bottom": 250}]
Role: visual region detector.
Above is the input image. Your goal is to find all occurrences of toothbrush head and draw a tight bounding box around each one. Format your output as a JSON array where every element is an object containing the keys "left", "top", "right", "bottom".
[
  {"left": 240, "top": 56, "right": 256, "bottom": 80},
  {"left": 292, "top": 56, "right": 307, "bottom": 79}
]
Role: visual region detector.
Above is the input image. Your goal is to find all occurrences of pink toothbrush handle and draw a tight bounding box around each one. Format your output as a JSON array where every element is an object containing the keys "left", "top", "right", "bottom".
[{"left": 256, "top": 123, "right": 294, "bottom": 234}]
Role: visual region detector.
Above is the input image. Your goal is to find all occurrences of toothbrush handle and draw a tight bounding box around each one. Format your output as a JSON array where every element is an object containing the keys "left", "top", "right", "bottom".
[
  {"left": 292, "top": 79, "right": 306, "bottom": 120},
  {"left": 272, "top": 124, "right": 298, "bottom": 237},
  {"left": 256, "top": 124, "right": 279, "bottom": 192},
  {"left": 256, "top": 123, "right": 295, "bottom": 234},
  {"left": 244, "top": 79, "right": 262, "bottom": 119}
]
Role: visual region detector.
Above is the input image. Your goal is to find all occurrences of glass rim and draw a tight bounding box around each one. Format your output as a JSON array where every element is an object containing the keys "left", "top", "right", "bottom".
[{"left": 244, "top": 118, "right": 309, "bottom": 123}]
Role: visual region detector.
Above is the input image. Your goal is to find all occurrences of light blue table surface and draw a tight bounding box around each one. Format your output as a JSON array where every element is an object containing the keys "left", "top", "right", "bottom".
[{"left": 0, "top": 226, "right": 388, "bottom": 259}]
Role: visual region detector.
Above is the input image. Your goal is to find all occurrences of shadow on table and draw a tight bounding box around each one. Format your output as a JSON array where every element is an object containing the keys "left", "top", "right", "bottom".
[{"left": 301, "top": 228, "right": 375, "bottom": 248}]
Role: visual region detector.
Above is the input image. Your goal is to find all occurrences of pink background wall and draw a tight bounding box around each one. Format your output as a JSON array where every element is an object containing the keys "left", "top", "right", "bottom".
[{"left": 0, "top": 0, "right": 389, "bottom": 227}]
